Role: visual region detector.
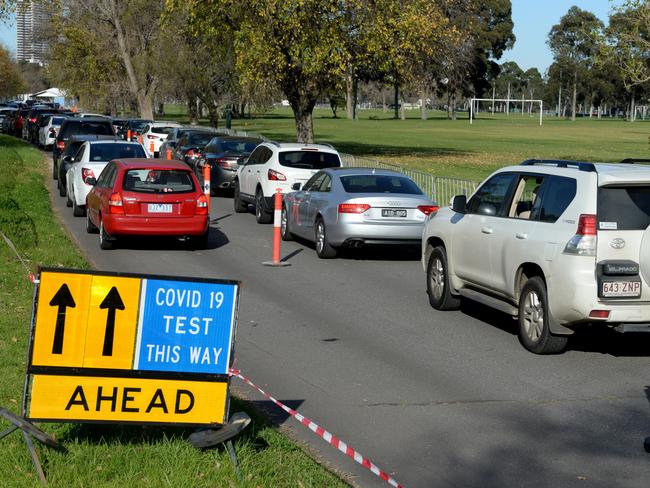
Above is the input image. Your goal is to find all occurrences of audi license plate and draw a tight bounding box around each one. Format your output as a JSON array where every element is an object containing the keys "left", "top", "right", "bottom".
[
  {"left": 382, "top": 209, "right": 407, "bottom": 218},
  {"left": 148, "top": 203, "right": 172, "bottom": 213},
  {"left": 601, "top": 280, "right": 641, "bottom": 298}
]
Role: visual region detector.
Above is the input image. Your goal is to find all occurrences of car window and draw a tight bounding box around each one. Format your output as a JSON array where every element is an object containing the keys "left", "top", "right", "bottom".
[
  {"left": 467, "top": 173, "right": 517, "bottom": 216},
  {"left": 122, "top": 169, "right": 195, "bottom": 194},
  {"left": 105, "top": 165, "right": 118, "bottom": 187},
  {"left": 305, "top": 173, "right": 326, "bottom": 191},
  {"left": 63, "top": 141, "right": 83, "bottom": 158},
  {"left": 221, "top": 140, "right": 260, "bottom": 153},
  {"left": 52, "top": 117, "right": 66, "bottom": 125},
  {"left": 246, "top": 146, "right": 265, "bottom": 166},
  {"left": 188, "top": 132, "right": 214, "bottom": 146},
  {"left": 536, "top": 176, "right": 576, "bottom": 223},
  {"left": 73, "top": 145, "right": 86, "bottom": 162},
  {"left": 508, "top": 175, "right": 544, "bottom": 219},
  {"left": 340, "top": 175, "right": 423, "bottom": 194},
  {"left": 61, "top": 121, "right": 114, "bottom": 138},
  {"left": 96, "top": 163, "right": 113, "bottom": 188},
  {"left": 318, "top": 174, "right": 332, "bottom": 192},
  {"left": 598, "top": 186, "right": 650, "bottom": 231},
  {"left": 278, "top": 150, "right": 341, "bottom": 169},
  {"left": 151, "top": 126, "right": 176, "bottom": 135},
  {"left": 89, "top": 143, "right": 146, "bottom": 161}
]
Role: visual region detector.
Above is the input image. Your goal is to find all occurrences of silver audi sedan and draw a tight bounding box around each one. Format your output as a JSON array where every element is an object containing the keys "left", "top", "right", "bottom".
[{"left": 281, "top": 168, "right": 438, "bottom": 258}]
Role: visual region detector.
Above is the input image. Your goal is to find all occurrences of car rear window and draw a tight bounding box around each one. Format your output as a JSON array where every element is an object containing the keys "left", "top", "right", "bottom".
[
  {"left": 129, "top": 120, "right": 149, "bottom": 130},
  {"left": 61, "top": 121, "right": 114, "bottom": 138},
  {"left": 598, "top": 186, "right": 650, "bottom": 230},
  {"left": 340, "top": 175, "right": 423, "bottom": 194},
  {"left": 220, "top": 141, "right": 259, "bottom": 153},
  {"left": 151, "top": 126, "right": 175, "bottom": 135},
  {"left": 52, "top": 117, "right": 66, "bottom": 125},
  {"left": 188, "top": 132, "right": 214, "bottom": 146},
  {"left": 122, "top": 169, "right": 195, "bottom": 194},
  {"left": 89, "top": 143, "right": 146, "bottom": 161},
  {"left": 278, "top": 151, "right": 341, "bottom": 169}
]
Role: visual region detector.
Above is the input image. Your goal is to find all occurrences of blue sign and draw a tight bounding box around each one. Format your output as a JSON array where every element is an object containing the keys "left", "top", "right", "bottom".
[{"left": 133, "top": 279, "right": 237, "bottom": 375}]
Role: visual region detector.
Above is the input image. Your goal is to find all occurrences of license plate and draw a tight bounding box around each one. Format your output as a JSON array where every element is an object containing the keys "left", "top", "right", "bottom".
[
  {"left": 382, "top": 209, "right": 407, "bottom": 218},
  {"left": 601, "top": 280, "right": 641, "bottom": 298},
  {"left": 148, "top": 203, "right": 172, "bottom": 213}
]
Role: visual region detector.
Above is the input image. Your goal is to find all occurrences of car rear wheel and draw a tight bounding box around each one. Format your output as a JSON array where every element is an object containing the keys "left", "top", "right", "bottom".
[
  {"left": 72, "top": 198, "right": 86, "bottom": 217},
  {"left": 99, "top": 219, "right": 114, "bottom": 250},
  {"left": 86, "top": 213, "right": 98, "bottom": 234},
  {"left": 233, "top": 182, "right": 248, "bottom": 213},
  {"left": 52, "top": 161, "right": 58, "bottom": 180},
  {"left": 255, "top": 190, "right": 273, "bottom": 224},
  {"left": 281, "top": 205, "right": 293, "bottom": 241},
  {"left": 426, "top": 246, "right": 461, "bottom": 310},
  {"left": 315, "top": 219, "right": 337, "bottom": 259},
  {"left": 65, "top": 192, "right": 72, "bottom": 208},
  {"left": 58, "top": 179, "right": 66, "bottom": 197},
  {"left": 518, "top": 277, "right": 568, "bottom": 354}
]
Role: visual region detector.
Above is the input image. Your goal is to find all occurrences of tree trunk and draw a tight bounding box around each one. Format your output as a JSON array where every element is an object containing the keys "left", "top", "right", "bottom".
[
  {"left": 382, "top": 89, "right": 387, "bottom": 113},
  {"left": 289, "top": 97, "right": 316, "bottom": 143},
  {"left": 420, "top": 86, "right": 427, "bottom": 120},
  {"left": 571, "top": 70, "right": 577, "bottom": 121},
  {"left": 187, "top": 96, "right": 199, "bottom": 125},
  {"left": 450, "top": 93, "right": 457, "bottom": 121},
  {"left": 157, "top": 102, "right": 164, "bottom": 116},
  {"left": 346, "top": 74, "right": 354, "bottom": 119},
  {"left": 206, "top": 102, "right": 219, "bottom": 128},
  {"left": 629, "top": 92, "right": 636, "bottom": 122},
  {"left": 393, "top": 84, "right": 399, "bottom": 119},
  {"left": 352, "top": 77, "right": 358, "bottom": 120}
]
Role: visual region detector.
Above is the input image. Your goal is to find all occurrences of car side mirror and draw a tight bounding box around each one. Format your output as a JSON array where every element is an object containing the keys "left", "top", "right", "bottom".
[
  {"left": 291, "top": 183, "right": 302, "bottom": 191},
  {"left": 85, "top": 177, "right": 97, "bottom": 186},
  {"left": 451, "top": 195, "right": 467, "bottom": 214},
  {"left": 477, "top": 202, "right": 497, "bottom": 216}
]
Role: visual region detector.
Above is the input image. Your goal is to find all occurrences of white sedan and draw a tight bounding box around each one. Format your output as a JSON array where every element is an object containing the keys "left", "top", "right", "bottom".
[
  {"left": 38, "top": 115, "right": 68, "bottom": 149},
  {"left": 141, "top": 121, "right": 182, "bottom": 158},
  {"left": 66, "top": 140, "right": 148, "bottom": 216}
]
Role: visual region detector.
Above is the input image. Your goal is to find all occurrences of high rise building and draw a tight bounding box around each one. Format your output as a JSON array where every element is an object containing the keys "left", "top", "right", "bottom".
[{"left": 16, "top": 0, "right": 50, "bottom": 64}]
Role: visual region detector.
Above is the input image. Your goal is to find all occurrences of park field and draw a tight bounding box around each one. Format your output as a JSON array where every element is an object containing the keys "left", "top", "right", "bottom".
[{"left": 225, "top": 108, "right": 650, "bottom": 182}]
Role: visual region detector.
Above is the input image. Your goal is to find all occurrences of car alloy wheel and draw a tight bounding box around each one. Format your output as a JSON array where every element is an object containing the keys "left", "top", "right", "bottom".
[
  {"left": 99, "top": 220, "right": 114, "bottom": 250},
  {"left": 429, "top": 257, "right": 445, "bottom": 302},
  {"left": 315, "top": 219, "right": 336, "bottom": 258},
  {"left": 280, "top": 205, "right": 293, "bottom": 241},
  {"left": 426, "top": 246, "right": 460, "bottom": 310},
  {"left": 521, "top": 289, "right": 544, "bottom": 343}
]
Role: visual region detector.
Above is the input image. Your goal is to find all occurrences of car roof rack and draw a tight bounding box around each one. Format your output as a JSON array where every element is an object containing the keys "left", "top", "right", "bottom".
[
  {"left": 268, "top": 140, "right": 281, "bottom": 147},
  {"left": 619, "top": 158, "right": 650, "bottom": 165},
  {"left": 520, "top": 159, "right": 596, "bottom": 172}
]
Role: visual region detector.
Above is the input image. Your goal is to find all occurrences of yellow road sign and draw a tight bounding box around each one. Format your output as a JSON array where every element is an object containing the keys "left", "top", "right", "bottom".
[{"left": 29, "top": 374, "right": 228, "bottom": 425}]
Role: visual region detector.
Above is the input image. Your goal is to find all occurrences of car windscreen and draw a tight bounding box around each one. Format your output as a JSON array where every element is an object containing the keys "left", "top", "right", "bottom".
[
  {"left": 122, "top": 169, "right": 195, "bottom": 194},
  {"left": 89, "top": 144, "right": 146, "bottom": 161},
  {"left": 278, "top": 151, "right": 341, "bottom": 169},
  {"left": 219, "top": 141, "right": 259, "bottom": 153},
  {"left": 187, "top": 132, "right": 214, "bottom": 146},
  {"left": 151, "top": 126, "right": 176, "bottom": 135},
  {"left": 598, "top": 186, "right": 650, "bottom": 231},
  {"left": 340, "top": 175, "right": 423, "bottom": 194},
  {"left": 61, "top": 121, "right": 114, "bottom": 138}
]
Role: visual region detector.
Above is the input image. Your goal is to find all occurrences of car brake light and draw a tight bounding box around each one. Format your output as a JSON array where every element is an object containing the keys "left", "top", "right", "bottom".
[
  {"left": 196, "top": 194, "right": 208, "bottom": 215},
  {"left": 29, "top": 117, "right": 36, "bottom": 123},
  {"left": 57, "top": 141, "right": 65, "bottom": 149},
  {"left": 82, "top": 168, "right": 96, "bottom": 184},
  {"left": 338, "top": 203, "right": 371, "bottom": 213},
  {"left": 417, "top": 205, "right": 439, "bottom": 215},
  {"left": 216, "top": 158, "right": 235, "bottom": 168},
  {"left": 589, "top": 310, "right": 610, "bottom": 319},
  {"left": 109, "top": 192, "right": 124, "bottom": 214},
  {"left": 564, "top": 214, "right": 597, "bottom": 256},
  {"left": 268, "top": 169, "right": 286, "bottom": 181},
  {"left": 147, "top": 135, "right": 157, "bottom": 140}
]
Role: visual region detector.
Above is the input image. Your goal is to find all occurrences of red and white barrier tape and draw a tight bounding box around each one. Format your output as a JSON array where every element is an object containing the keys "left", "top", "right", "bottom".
[{"left": 229, "top": 367, "right": 404, "bottom": 488}]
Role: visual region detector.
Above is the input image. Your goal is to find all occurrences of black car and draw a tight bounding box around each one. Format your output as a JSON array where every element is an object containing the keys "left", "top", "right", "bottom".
[
  {"left": 56, "top": 134, "right": 122, "bottom": 196},
  {"left": 53, "top": 118, "right": 115, "bottom": 177},
  {"left": 26, "top": 108, "right": 58, "bottom": 143},
  {"left": 111, "top": 118, "right": 128, "bottom": 138},
  {"left": 0, "top": 108, "right": 16, "bottom": 133},
  {"left": 195, "top": 136, "right": 262, "bottom": 194},
  {"left": 122, "top": 119, "right": 153, "bottom": 140},
  {"left": 173, "top": 130, "right": 223, "bottom": 168}
]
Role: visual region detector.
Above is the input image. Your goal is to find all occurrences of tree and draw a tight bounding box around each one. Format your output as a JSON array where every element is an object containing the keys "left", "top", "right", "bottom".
[
  {"left": 548, "top": 6, "right": 604, "bottom": 121},
  {"left": 0, "top": 45, "right": 26, "bottom": 97}
]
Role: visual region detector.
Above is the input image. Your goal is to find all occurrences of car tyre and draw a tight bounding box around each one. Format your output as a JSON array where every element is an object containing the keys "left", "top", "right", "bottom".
[
  {"left": 255, "top": 189, "right": 273, "bottom": 224},
  {"left": 72, "top": 198, "right": 86, "bottom": 217},
  {"left": 66, "top": 192, "right": 73, "bottom": 208},
  {"left": 281, "top": 205, "right": 293, "bottom": 241},
  {"left": 315, "top": 218, "right": 337, "bottom": 259},
  {"left": 58, "top": 179, "right": 66, "bottom": 197},
  {"left": 426, "top": 246, "right": 461, "bottom": 311},
  {"left": 518, "top": 276, "right": 568, "bottom": 354},
  {"left": 52, "top": 161, "right": 58, "bottom": 180},
  {"left": 86, "top": 213, "right": 98, "bottom": 234},
  {"left": 233, "top": 182, "right": 248, "bottom": 213},
  {"left": 99, "top": 219, "right": 114, "bottom": 250}
]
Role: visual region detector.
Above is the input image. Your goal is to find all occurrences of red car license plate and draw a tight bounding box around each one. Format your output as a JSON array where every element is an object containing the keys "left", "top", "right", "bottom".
[
  {"left": 148, "top": 203, "right": 172, "bottom": 213},
  {"left": 601, "top": 280, "right": 641, "bottom": 298}
]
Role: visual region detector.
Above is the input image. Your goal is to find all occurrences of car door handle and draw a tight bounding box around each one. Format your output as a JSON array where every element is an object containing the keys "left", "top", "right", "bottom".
[
  {"left": 481, "top": 227, "right": 493, "bottom": 234},
  {"left": 516, "top": 233, "right": 528, "bottom": 240}
]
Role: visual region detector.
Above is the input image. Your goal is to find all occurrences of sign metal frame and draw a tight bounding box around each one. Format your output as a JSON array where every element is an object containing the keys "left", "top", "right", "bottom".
[{"left": 23, "top": 267, "right": 240, "bottom": 428}]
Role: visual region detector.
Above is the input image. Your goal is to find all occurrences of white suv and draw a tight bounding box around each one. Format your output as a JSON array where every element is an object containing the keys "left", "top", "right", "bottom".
[
  {"left": 233, "top": 142, "right": 342, "bottom": 223},
  {"left": 422, "top": 159, "right": 650, "bottom": 354}
]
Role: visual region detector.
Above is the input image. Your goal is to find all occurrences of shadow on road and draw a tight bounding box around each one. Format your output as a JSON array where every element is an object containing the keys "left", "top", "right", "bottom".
[
  {"left": 245, "top": 399, "right": 305, "bottom": 426},
  {"left": 460, "top": 298, "right": 650, "bottom": 357},
  {"left": 109, "top": 225, "right": 229, "bottom": 251}
]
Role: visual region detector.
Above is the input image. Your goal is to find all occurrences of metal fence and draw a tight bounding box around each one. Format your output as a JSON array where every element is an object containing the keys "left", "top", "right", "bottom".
[{"left": 339, "top": 153, "right": 477, "bottom": 205}]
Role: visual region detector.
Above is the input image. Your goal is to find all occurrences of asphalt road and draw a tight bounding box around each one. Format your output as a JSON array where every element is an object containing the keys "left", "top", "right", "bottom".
[{"left": 48, "top": 161, "right": 650, "bottom": 488}]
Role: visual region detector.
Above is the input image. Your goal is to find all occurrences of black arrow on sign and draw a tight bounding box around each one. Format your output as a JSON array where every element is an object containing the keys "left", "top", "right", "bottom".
[
  {"left": 100, "top": 287, "right": 125, "bottom": 356},
  {"left": 50, "top": 284, "right": 76, "bottom": 354}
]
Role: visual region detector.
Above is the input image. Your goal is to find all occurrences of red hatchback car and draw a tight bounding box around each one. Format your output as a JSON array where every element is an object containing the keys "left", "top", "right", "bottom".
[{"left": 85, "top": 159, "right": 209, "bottom": 249}]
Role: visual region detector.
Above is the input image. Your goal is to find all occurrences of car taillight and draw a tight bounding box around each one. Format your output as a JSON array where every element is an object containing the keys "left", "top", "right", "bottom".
[
  {"left": 147, "top": 135, "right": 157, "bottom": 140},
  {"left": 268, "top": 169, "right": 286, "bottom": 181},
  {"left": 29, "top": 117, "right": 36, "bottom": 123},
  {"left": 417, "top": 205, "right": 440, "bottom": 215},
  {"left": 564, "top": 214, "right": 597, "bottom": 256},
  {"left": 186, "top": 149, "right": 202, "bottom": 159},
  {"left": 82, "top": 168, "right": 96, "bottom": 184},
  {"left": 338, "top": 203, "right": 371, "bottom": 213},
  {"left": 109, "top": 192, "right": 124, "bottom": 214},
  {"left": 216, "top": 158, "right": 235, "bottom": 168},
  {"left": 196, "top": 194, "right": 208, "bottom": 215},
  {"left": 57, "top": 141, "right": 65, "bottom": 149}
]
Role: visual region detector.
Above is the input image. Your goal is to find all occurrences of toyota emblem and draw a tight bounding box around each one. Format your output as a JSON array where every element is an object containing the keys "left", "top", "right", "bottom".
[{"left": 610, "top": 238, "right": 626, "bottom": 249}]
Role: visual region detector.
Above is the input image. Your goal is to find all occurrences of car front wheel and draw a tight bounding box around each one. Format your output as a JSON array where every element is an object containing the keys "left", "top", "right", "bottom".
[
  {"left": 426, "top": 246, "right": 461, "bottom": 310},
  {"left": 518, "top": 276, "right": 568, "bottom": 354}
]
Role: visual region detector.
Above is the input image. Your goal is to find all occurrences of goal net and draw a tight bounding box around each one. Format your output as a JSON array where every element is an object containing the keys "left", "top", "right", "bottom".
[{"left": 469, "top": 98, "right": 543, "bottom": 125}]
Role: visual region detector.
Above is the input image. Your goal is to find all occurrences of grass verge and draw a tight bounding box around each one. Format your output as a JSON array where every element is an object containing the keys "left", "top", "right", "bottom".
[{"left": 0, "top": 135, "right": 347, "bottom": 487}]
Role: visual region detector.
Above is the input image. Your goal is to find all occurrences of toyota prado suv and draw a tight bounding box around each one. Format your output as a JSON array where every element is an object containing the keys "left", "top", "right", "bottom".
[{"left": 422, "top": 159, "right": 650, "bottom": 354}]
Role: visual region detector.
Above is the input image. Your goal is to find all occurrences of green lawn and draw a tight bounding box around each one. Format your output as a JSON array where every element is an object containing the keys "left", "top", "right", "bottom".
[
  {"left": 0, "top": 135, "right": 347, "bottom": 488},
  {"left": 164, "top": 104, "right": 649, "bottom": 181}
]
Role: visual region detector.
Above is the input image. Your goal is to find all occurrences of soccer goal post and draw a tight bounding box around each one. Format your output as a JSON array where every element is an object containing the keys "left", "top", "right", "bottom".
[{"left": 470, "top": 98, "right": 543, "bottom": 126}]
